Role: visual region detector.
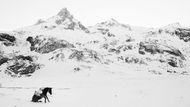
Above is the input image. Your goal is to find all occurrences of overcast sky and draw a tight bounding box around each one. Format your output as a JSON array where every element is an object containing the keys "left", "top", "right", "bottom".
[{"left": 0, "top": 0, "right": 189, "bottom": 31}]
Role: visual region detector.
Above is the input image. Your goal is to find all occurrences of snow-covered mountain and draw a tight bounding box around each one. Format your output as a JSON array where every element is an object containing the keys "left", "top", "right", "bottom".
[
  {"left": 1, "top": 7, "right": 190, "bottom": 107},
  {"left": 0, "top": 8, "right": 190, "bottom": 78}
]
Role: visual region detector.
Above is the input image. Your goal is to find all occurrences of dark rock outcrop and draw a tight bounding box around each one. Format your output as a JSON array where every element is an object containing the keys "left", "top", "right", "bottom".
[
  {"left": 26, "top": 36, "right": 75, "bottom": 54},
  {"left": 175, "top": 28, "right": 190, "bottom": 42},
  {"left": 0, "top": 33, "right": 16, "bottom": 46},
  {"left": 139, "top": 42, "right": 185, "bottom": 60},
  {"left": 49, "top": 51, "right": 65, "bottom": 61},
  {"left": 117, "top": 56, "right": 146, "bottom": 64},
  {"left": 4, "top": 55, "right": 40, "bottom": 77},
  {"left": 16, "top": 55, "right": 33, "bottom": 62},
  {"left": 139, "top": 42, "right": 162, "bottom": 54},
  {"left": 69, "top": 50, "right": 84, "bottom": 61},
  {"left": 6, "top": 62, "right": 40, "bottom": 77},
  {"left": 69, "top": 48, "right": 102, "bottom": 63},
  {"left": 138, "top": 42, "right": 185, "bottom": 68},
  {"left": 0, "top": 57, "right": 9, "bottom": 66},
  {"left": 108, "top": 48, "right": 120, "bottom": 54}
]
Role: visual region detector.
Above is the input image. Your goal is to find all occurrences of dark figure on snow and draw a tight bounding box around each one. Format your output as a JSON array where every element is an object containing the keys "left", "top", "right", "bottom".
[{"left": 31, "top": 87, "right": 52, "bottom": 103}]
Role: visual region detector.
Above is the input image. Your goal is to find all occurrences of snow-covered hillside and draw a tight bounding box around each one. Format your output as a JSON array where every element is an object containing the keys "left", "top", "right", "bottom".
[{"left": 0, "top": 8, "right": 190, "bottom": 107}]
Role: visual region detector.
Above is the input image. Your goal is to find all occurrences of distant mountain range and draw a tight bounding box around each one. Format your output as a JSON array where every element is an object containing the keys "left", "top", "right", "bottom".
[{"left": 0, "top": 8, "right": 190, "bottom": 77}]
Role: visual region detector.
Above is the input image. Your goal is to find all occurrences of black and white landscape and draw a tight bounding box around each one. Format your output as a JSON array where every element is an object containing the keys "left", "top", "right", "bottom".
[{"left": 0, "top": 7, "right": 190, "bottom": 107}]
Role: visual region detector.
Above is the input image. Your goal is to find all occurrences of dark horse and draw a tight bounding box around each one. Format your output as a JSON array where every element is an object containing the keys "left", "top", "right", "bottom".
[{"left": 31, "top": 87, "right": 52, "bottom": 103}]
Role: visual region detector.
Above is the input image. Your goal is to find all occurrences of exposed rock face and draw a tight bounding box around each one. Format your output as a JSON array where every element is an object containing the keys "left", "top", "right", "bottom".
[
  {"left": 26, "top": 36, "right": 75, "bottom": 54},
  {"left": 0, "top": 56, "right": 9, "bottom": 66},
  {"left": 26, "top": 36, "right": 34, "bottom": 46},
  {"left": 69, "top": 48, "right": 102, "bottom": 63},
  {"left": 69, "top": 50, "right": 84, "bottom": 61},
  {"left": 138, "top": 41, "right": 185, "bottom": 68},
  {"left": 160, "top": 24, "right": 190, "bottom": 42},
  {"left": 95, "top": 28, "right": 116, "bottom": 37},
  {"left": 116, "top": 44, "right": 133, "bottom": 52},
  {"left": 139, "top": 42, "right": 163, "bottom": 55},
  {"left": 139, "top": 42, "right": 185, "bottom": 60},
  {"left": 47, "top": 48, "right": 102, "bottom": 63},
  {"left": 48, "top": 48, "right": 67, "bottom": 61},
  {"left": 57, "top": 8, "right": 73, "bottom": 19},
  {"left": 6, "top": 62, "right": 40, "bottom": 77},
  {"left": 96, "top": 18, "right": 131, "bottom": 30},
  {"left": 56, "top": 8, "right": 89, "bottom": 32},
  {"left": 34, "top": 19, "right": 46, "bottom": 25},
  {"left": 49, "top": 52, "right": 65, "bottom": 61},
  {"left": 175, "top": 28, "right": 190, "bottom": 42},
  {"left": 1, "top": 55, "right": 41, "bottom": 77},
  {"left": 16, "top": 55, "right": 33, "bottom": 62},
  {"left": 0, "top": 33, "right": 41, "bottom": 77},
  {"left": 0, "top": 33, "right": 16, "bottom": 46},
  {"left": 97, "top": 19, "right": 120, "bottom": 27},
  {"left": 117, "top": 55, "right": 146, "bottom": 64},
  {"left": 37, "top": 8, "right": 89, "bottom": 33}
]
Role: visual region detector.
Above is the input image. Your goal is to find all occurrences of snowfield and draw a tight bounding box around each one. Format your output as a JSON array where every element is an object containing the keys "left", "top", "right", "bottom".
[
  {"left": 1, "top": 75, "right": 190, "bottom": 107},
  {"left": 1, "top": 61, "right": 190, "bottom": 107}
]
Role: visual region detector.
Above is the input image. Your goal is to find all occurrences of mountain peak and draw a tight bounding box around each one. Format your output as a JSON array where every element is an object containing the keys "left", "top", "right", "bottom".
[
  {"left": 57, "top": 8, "right": 71, "bottom": 17},
  {"left": 163, "top": 22, "right": 182, "bottom": 29},
  {"left": 107, "top": 18, "right": 119, "bottom": 23},
  {"left": 97, "top": 18, "right": 120, "bottom": 27},
  {"left": 32, "top": 8, "right": 89, "bottom": 32}
]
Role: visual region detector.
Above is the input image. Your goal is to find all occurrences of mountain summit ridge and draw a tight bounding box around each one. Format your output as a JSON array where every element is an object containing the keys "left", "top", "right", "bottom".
[
  {"left": 57, "top": 8, "right": 71, "bottom": 17},
  {"left": 30, "top": 8, "right": 187, "bottom": 33}
]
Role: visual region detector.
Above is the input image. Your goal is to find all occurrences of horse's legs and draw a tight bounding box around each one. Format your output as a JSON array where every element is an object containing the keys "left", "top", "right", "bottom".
[
  {"left": 43, "top": 95, "right": 50, "bottom": 102},
  {"left": 41, "top": 94, "right": 47, "bottom": 103},
  {"left": 44, "top": 96, "right": 47, "bottom": 103},
  {"left": 46, "top": 96, "right": 50, "bottom": 102}
]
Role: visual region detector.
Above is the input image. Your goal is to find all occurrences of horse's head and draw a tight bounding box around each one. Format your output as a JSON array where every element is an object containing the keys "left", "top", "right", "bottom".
[{"left": 48, "top": 88, "right": 52, "bottom": 95}]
